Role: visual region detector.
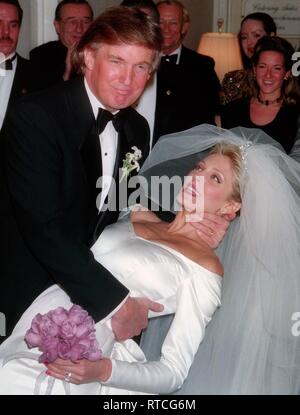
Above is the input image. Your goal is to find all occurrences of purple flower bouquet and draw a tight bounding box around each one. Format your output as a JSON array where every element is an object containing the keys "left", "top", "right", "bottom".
[{"left": 25, "top": 305, "right": 102, "bottom": 364}]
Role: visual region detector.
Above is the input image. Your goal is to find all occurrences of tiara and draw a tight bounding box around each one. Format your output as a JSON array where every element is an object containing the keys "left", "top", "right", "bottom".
[{"left": 239, "top": 141, "right": 252, "bottom": 169}]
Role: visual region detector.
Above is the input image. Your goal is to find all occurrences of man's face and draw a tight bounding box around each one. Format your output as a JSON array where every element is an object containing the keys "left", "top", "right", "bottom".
[
  {"left": 0, "top": 3, "right": 20, "bottom": 57},
  {"left": 84, "top": 43, "right": 155, "bottom": 112},
  {"left": 158, "top": 3, "right": 188, "bottom": 55},
  {"left": 54, "top": 3, "right": 93, "bottom": 48}
]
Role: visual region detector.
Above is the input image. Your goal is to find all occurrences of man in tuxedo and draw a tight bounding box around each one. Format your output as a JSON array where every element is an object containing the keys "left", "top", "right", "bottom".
[
  {"left": 30, "top": 0, "right": 93, "bottom": 91},
  {"left": 0, "top": 0, "right": 31, "bottom": 130},
  {"left": 150, "top": 0, "right": 220, "bottom": 147},
  {"left": 0, "top": 7, "right": 163, "bottom": 344}
]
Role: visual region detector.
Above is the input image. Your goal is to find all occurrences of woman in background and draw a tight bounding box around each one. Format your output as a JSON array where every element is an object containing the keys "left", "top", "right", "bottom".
[
  {"left": 221, "top": 12, "right": 276, "bottom": 105},
  {"left": 221, "top": 36, "right": 300, "bottom": 153}
]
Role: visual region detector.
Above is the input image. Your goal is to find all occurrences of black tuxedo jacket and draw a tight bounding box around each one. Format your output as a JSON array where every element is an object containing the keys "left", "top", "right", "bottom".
[
  {"left": 153, "top": 45, "right": 220, "bottom": 146},
  {"left": 3, "top": 55, "right": 32, "bottom": 126},
  {"left": 30, "top": 40, "right": 68, "bottom": 91},
  {"left": 0, "top": 77, "right": 150, "bottom": 340}
]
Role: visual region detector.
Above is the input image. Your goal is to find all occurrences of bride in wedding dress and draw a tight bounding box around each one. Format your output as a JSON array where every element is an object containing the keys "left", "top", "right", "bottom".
[{"left": 1, "top": 124, "right": 300, "bottom": 395}]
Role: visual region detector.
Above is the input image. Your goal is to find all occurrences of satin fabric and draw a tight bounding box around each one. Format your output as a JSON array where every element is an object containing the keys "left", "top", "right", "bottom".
[{"left": 0, "top": 215, "right": 221, "bottom": 395}]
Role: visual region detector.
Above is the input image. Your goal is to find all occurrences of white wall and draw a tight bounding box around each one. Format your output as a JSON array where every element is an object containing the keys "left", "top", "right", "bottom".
[
  {"left": 17, "top": 0, "right": 58, "bottom": 58},
  {"left": 17, "top": 0, "right": 31, "bottom": 58},
  {"left": 214, "top": 0, "right": 300, "bottom": 49}
]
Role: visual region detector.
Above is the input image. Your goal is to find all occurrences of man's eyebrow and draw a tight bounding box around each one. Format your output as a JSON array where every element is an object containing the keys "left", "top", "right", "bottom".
[
  {"left": 2, "top": 19, "right": 19, "bottom": 24},
  {"left": 107, "top": 54, "right": 152, "bottom": 66},
  {"left": 136, "top": 61, "right": 151, "bottom": 66},
  {"left": 108, "top": 54, "right": 124, "bottom": 60},
  {"left": 64, "top": 16, "right": 92, "bottom": 20}
]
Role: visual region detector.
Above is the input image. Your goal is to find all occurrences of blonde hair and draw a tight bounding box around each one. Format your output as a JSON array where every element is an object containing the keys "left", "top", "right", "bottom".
[{"left": 208, "top": 142, "right": 242, "bottom": 203}]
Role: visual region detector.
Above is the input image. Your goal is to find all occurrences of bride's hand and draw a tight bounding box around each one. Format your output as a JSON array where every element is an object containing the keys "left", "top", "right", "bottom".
[
  {"left": 111, "top": 297, "right": 164, "bottom": 341},
  {"left": 189, "top": 212, "right": 235, "bottom": 248},
  {"left": 46, "top": 357, "right": 112, "bottom": 385}
]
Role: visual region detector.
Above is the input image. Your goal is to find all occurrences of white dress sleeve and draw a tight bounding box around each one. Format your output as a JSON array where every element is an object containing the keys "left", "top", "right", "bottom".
[{"left": 102, "top": 270, "right": 222, "bottom": 394}]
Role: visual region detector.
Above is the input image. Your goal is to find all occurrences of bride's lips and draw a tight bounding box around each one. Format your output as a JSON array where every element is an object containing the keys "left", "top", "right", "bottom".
[{"left": 184, "top": 182, "right": 202, "bottom": 198}]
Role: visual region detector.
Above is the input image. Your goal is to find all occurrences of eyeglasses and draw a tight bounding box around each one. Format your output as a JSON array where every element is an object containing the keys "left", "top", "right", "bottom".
[{"left": 60, "top": 18, "right": 92, "bottom": 30}]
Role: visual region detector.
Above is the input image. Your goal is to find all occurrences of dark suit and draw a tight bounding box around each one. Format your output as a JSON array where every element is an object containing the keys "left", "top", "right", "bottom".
[
  {"left": 2, "top": 54, "right": 32, "bottom": 128},
  {"left": 30, "top": 40, "right": 68, "bottom": 91},
  {"left": 153, "top": 45, "right": 220, "bottom": 146},
  {"left": 0, "top": 77, "right": 149, "bottom": 341}
]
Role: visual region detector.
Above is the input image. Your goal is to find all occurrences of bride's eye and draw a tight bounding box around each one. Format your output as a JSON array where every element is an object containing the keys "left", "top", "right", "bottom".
[{"left": 212, "top": 174, "right": 221, "bottom": 184}]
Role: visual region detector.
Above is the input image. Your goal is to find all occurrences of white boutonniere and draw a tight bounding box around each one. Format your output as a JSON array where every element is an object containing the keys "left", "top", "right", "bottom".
[{"left": 120, "top": 146, "right": 142, "bottom": 182}]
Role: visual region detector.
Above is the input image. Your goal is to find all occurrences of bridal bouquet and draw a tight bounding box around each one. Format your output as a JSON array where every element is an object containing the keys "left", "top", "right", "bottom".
[{"left": 25, "top": 305, "right": 102, "bottom": 364}]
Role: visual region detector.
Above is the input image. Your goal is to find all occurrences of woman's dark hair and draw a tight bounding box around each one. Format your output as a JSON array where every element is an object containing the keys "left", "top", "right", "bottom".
[
  {"left": 239, "top": 12, "right": 277, "bottom": 69},
  {"left": 120, "top": 0, "right": 159, "bottom": 23},
  {"left": 252, "top": 35, "right": 294, "bottom": 70},
  {"left": 251, "top": 36, "right": 300, "bottom": 105}
]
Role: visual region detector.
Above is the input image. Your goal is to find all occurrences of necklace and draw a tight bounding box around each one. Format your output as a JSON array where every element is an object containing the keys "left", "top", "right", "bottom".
[{"left": 257, "top": 94, "right": 282, "bottom": 106}]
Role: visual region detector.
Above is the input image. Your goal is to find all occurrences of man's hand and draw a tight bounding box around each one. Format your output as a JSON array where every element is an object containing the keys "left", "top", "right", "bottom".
[
  {"left": 111, "top": 297, "right": 164, "bottom": 341},
  {"left": 189, "top": 212, "right": 236, "bottom": 249}
]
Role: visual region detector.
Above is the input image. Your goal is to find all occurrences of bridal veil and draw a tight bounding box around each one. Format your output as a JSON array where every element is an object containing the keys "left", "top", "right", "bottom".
[{"left": 139, "top": 124, "right": 300, "bottom": 394}]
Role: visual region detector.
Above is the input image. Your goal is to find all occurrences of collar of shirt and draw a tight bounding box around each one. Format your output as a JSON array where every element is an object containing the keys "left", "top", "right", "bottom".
[
  {"left": 83, "top": 78, "right": 118, "bottom": 212},
  {"left": 1, "top": 51, "right": 17, "bottom": 63},
  {"left": 84, "top": 77, "right": 118, "bottom": 119},
  {"left": 0, "top": 54, "right": 17, "bottom": 130},
  {"left": 162, "top": 45, "right": 182, "bottom": 65}
]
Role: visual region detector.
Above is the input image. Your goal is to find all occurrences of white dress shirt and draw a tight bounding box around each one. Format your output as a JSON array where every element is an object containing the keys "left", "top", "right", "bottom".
[
  {"left": 84, "top": 78, "right": 129, "bottom": 318},
  {"left": 165, "top": 44, "right": 182, "bottom": 64},
  {"left": 133, "top": 73, "right": 157, "bottom": 149},
  {"left": 84, "top": 78, "right": 118, "bottom": 212},
  {"left": 133, "top": 45, "right": 182, "bottom": 150},
  {"left": 0, "top": 53, "right": 17, "bottom": 130}
]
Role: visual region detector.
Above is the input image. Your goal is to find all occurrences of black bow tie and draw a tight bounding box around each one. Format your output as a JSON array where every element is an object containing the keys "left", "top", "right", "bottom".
[
  {"left": 96, "top": 108, "right": 114, "bottom": 135},
  {"left": 160, "top": 54, "right": 178, "bottom": 65},
  {"left": 0, "top": 54, "right": 17, "bottom": 70},
  {"left": 96, "top": 107, "right": 129, "bottom": 134}
]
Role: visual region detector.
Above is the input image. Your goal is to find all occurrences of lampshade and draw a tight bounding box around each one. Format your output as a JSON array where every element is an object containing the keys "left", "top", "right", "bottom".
[{"left": 197, "top": 32, "right": 243, "bottom": 81}]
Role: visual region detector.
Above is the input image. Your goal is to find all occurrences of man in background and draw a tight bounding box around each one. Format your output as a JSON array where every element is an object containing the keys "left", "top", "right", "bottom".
[
  {"left": 30, "top": 0, "right": 93, "bottom": 91},
  {"left": 152, "top": 0, "right": 220, "bottom": 146},
  {"left": 0, "top": 0, "right": 31, "bottom": 130}
]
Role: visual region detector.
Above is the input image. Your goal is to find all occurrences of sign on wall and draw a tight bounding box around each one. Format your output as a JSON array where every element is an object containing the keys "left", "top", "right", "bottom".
[{"left": 242, "top": 0, "right": 300, "bottom": 36}]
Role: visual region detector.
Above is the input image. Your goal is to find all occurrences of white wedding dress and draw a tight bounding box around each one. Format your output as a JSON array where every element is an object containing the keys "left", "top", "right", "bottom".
[{"left": 0, "top": 215, "right": 221, "bottom": 395}]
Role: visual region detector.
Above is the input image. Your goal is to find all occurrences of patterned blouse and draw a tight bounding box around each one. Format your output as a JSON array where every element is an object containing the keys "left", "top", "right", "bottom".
[{"left": 220, "top": 69, "right": 254, "bottom": 106}]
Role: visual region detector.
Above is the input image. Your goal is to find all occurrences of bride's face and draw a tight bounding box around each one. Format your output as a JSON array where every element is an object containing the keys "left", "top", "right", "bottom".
[{"left": 177, "top": 154, "right": 239, "bottom": 215}]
